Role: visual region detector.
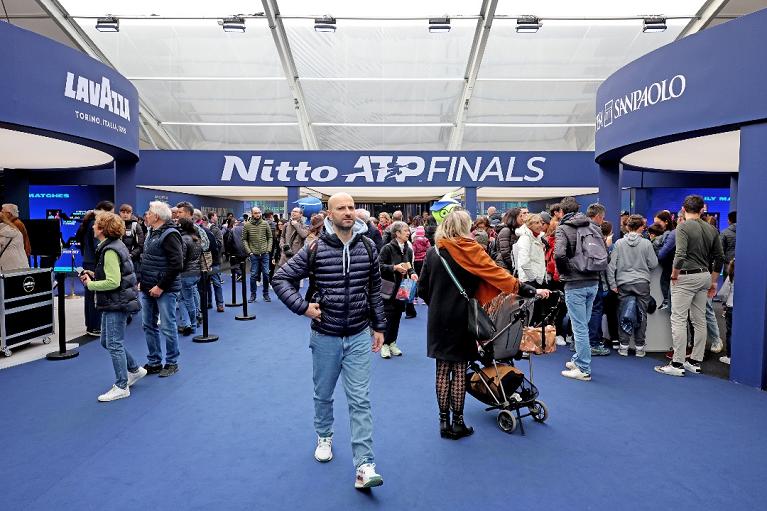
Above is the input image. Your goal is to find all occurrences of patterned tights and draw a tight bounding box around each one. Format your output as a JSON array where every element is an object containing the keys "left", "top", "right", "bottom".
[{"left": 436, "top": 359, "right": 467, "bottom": 415}]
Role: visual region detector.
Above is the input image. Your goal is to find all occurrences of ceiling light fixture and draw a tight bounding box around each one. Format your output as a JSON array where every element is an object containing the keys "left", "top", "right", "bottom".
[
  {"left": 222, "top": 16, "right": 246, "bottom": 33},
  {"left": 516, "top": 15, "right": 541, "bottom": 34},
  {"left": 95, "top": 16, "right": 119, "bottom": 32},
  {"left": 428, "top": 17, "right": 451, "bottom": 33},
  {"left": 314, "top": 16, "right": 336, "bottom": 33},
  {"left": 643, "top": 16, "right": 667, "bottom": 33}
]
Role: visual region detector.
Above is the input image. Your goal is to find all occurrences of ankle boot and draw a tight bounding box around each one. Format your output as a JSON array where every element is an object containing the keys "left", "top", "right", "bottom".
[
  {"left": 439, "top": 412, "right": 453, "bottom": 438},
  {"left": 451, "top": 414, "right": 474, "bottom": 439}
]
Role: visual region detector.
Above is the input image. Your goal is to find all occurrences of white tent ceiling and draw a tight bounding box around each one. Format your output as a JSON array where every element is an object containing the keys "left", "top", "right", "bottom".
[{"left": 55, "top": 0, "right": 711, "bottom": 151}]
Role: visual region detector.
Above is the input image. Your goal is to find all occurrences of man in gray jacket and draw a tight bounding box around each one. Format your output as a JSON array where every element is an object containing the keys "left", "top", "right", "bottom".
[
  {"left": 607, "top": 215, "right": 658, "bottom": 357},
  {"left": 279, "top": 207, "right": 309, "bottom": 266},
  {"left": 720, "top": 210, "right": 736, "bottom": 265}
]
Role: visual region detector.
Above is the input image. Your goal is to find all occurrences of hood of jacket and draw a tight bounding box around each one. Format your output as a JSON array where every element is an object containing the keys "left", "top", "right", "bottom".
[
  {"left": 624, "top": 232, "right": 643, "bottom": 247},
  {"left": 561, "top": 212, "right": 591, "bottom": 228},
  {"left": 515, "top": 224, "right": 543, "bottom": 242},
  {"left": 322, "top": 217, "right": 368, "bottom": 275}
]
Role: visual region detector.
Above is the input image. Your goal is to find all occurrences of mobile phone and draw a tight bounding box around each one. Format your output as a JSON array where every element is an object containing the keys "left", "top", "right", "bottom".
[{"left": 74, "top": 266, "right": 84, "bottom": 275}]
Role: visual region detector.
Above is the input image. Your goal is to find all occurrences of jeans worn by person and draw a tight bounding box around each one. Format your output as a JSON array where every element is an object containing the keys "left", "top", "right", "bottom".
[
  {"left": 705, "top": 298, "right": 722, "bottom": 346},
  {"left": 208, "top": 265, "right": 225, "bottom": 307},
  {"left": 101, "top": 311, "right": 140, "bottom": 389},
  {"left": 565, "top": 285, "right": 599, "bottom": 375},
  {"left": 249, "top": 253, "right": 271, "bottom": 297},
  {"left": 177, "top": 275, "right": 200, "bottom": 329},
  {"left": 310, "top": 329, "right": 375, "bottom": 469},
  {"left": 141, "top": 291, "right": 180, "bottom": 366}
]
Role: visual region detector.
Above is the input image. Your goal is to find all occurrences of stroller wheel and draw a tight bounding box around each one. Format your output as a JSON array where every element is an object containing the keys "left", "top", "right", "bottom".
[
  {"left": 497, "top": 410, "right": 517, "bottom": 434},
  {"left": 530, "top": 400, "right": 549, "bottom": 423}
]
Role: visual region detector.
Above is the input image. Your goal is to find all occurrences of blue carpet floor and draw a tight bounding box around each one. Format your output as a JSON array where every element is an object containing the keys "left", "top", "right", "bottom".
[{"left": 2, "top": 280, "right": 767, "bottom": 510}]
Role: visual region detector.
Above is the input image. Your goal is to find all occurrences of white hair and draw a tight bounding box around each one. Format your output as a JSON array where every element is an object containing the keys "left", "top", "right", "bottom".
[
  {"left": 193, "top": 208, "right": 203, "bottom": 220},
  {"left": 355, "top": 208, "right": 370, "bottom": 222},
  {"left": 148, "top": 201, "right": 172, "bottom": 221},
  {"left": 2, "top": 203, "right": 19, "bottom": 217}
]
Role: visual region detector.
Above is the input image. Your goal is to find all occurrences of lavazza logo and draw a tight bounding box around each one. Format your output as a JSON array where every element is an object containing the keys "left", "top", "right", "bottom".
[
  {"left": 596, "top": 74, "right": 686, "bottom": 132},
  {"left": 221, "top": 155, "right": 546, "bottom": 184},
  {"left": 64, "top": 72, "right": 130, "bottom": 134}
]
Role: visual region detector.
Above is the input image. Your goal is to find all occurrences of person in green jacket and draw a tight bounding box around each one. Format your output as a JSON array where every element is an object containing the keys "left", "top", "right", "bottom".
[
  {"left": 80, "top": 212, "right": 144, "bottom": 402},
  {"left": 242, "top": 207, "right": 273, "bottom": 302}
]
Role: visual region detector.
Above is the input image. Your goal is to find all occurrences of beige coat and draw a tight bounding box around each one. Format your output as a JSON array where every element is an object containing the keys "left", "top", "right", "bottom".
[
  {"left": 0, "top": 223, "right": 30, "bottom": 272},
  {"left": 279, "top": 219, "right": 309, "bottom": 266}
]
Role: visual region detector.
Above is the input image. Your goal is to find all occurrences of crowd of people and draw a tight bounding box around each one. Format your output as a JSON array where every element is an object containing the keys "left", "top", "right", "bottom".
[{"left": 43, "top": 190, "right": 735, "bottom": 490}]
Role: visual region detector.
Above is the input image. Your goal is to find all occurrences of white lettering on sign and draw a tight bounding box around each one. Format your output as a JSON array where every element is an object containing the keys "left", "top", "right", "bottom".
[
  {"left": 221, "top": 155, "right": 546, "bottom": 184},
  {"left": 64, "top": 72, "right": 131, "bottom": 121},
  {"left": 596, "top": 74, "right": 686, "bottom": 132}
]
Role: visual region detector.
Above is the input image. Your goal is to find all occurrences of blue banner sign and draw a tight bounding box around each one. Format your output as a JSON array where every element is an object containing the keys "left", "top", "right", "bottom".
[
  {"left": 137, "top": 151, "right": 598, "bottom": 188},
  {"left": 0, "top": 22, "right": 139, "bottom": 161}
]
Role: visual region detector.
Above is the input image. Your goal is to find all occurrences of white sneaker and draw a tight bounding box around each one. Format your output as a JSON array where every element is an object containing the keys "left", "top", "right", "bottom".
[
  {"left": 565, "top": 361, "right": 577, "bottom": 370},
  {"left": 355, "top": 463, "right": 383, "bottom": 489},
  {"left": 380, "top": 345, "right": 391, "bottom": 359},
  {"left": 98, "top": 385, "right": 130, "bottom": 402},
  {"left": 710, "top": 340, "right": 724, "bottom": 354},
  {"left": 683, "top": 360, "right": 702, "bottom": 374},
  {"left": 555, "top": 335, "right": 566, "bottom": 346},
  {"left": 635, "top": 346, "right": 646, "bottom": 358},
  {"left": 314, "top": 436, "right": 333, "bottom": 463},
  {"left": 618, "top": 346, "right": 629, "bottom": 357},
  {"left": 561, "top": 367, "right": 591, "bottom": 381},
  {"left": 719, "top": 356, "right": 731, "bottom": 365},
  {"left": 389, "top": 342, "right": 402, "bottom": 356},
  {"left": 127, "top": 367, "right": 148, "bottom": 387},
  {"left": 654, "top": 364, "right": 685, "bottom": 377}
]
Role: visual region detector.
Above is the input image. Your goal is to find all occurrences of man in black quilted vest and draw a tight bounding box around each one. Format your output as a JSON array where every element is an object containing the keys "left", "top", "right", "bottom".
[{"left": 273, "top": 192, "right": 387, "bottom": 490}]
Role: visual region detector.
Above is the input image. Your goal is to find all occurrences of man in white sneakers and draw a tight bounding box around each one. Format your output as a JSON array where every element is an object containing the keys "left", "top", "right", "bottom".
[{"left": 272, "top": 192, "right": 387, "bottom": 490}]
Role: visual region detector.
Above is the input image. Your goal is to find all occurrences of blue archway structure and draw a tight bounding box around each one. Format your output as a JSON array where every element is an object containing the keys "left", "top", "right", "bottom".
[
  {"left": 595, "top": 8, "right": 767, "bottom": 389},
  {"left": 0, "top": 22, "right": 140, "bottom": 210}
]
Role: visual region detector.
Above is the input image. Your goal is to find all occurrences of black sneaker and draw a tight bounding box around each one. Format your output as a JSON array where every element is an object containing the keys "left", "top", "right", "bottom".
[
  {"left": 143, "top": 363, "right": 163, "bottom": 375},
  {"left": 158, "top": 364, "right": 179, "bottom": 378},
  {"left": 181, "top": 326, "right": 194, "bottom": 336},
  {"left": 248, "top": 294, "right": 257, "bottom": 303},
  {"left": 263, "top": 295, "right": 271, "bottom": 302}
]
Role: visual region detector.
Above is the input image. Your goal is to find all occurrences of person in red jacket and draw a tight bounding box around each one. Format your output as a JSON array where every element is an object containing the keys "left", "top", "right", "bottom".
[
  {"left": 412, "top": 226, "right": 431, "bottom": 305},
  {"left": 544, "top": 212, "right": 567, "bottom": 346}
]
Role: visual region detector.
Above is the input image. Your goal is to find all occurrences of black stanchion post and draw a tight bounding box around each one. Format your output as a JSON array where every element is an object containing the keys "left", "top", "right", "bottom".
[
  {"left": 226, "top": 259, "right": 242, "bottom": 307},
  {"left": 47, "top": 272, "right": 80, "bottom": 360},
  {"left": 194, "top": 270, "right": 219, "bottom": 343},
  {"left": 235, "top": 261, "right": 256, "bottom": 321}
]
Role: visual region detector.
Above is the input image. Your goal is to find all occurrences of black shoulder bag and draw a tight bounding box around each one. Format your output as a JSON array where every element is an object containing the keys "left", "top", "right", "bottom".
[{"left": 437, "top": 252, "right": 497, "bottom": 341}]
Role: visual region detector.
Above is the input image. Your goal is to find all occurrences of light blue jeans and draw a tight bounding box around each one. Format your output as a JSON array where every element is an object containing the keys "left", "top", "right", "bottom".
[
  {"left": 705, "top": 298, "right": 722, "bottom": 344},
  {"left": 141, "top": 291, "right": 180, "bottom": 366},
  {"left": 100, "top": 311, "right": 139, "bottom": 389},
  {"left": 565, "top": 285, "right": 599, "bottom": 375},
  {"left": 209, "top": 265, "right": 224, "bottom": 307},
  {"left": 310, "top": 329, "right": 375, "bottom": 469},
  {"left": 177, "top": 275, "right": 200, "bottom": 329}
]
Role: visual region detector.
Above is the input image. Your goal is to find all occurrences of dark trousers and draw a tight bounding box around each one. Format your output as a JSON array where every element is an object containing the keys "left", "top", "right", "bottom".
[
  {"left": 383, "top": 299, "right": 405, "bottom": 345},
  {"left": 660, "top": 259, "right": 673, "bottom": 304},
  {"left": 603, "top": 289, "right": 619, "bottom": 341},
  {"left": 724, "top": 306, "right": 733, "bottom": 357},
  {"left": 588, "top": 282, "right": 607, "bottom": 347},
  {"left": 617, "top": 281, "right": 651, "bottom": 347},
  {"left": 83, "top": 262, "right": 102, "bottom": 331}
]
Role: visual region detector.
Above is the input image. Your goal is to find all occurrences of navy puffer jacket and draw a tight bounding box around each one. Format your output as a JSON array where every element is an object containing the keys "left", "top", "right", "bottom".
[{"left": 273, "top": 218, "right": 387, "bottom": 337}]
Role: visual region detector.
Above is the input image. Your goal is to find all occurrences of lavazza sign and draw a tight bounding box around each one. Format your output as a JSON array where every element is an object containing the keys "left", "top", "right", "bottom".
[
  {"left": 221, "top": 155, "right": 546, "bottom": 184},
  {"left": 596, "top": 74, "right": 686, "bottom": 132}
]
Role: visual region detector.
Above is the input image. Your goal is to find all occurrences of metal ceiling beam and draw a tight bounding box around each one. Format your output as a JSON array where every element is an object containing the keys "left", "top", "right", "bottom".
[
  {"left": 676, "top": 0, "right": 730, "bottom": 39},
  {"left": 448, "top": 0, "right": 498, "bottom": 150},
  {"left": 35, "top": 0, "right": 182, "bottom": 150},
  {"left": 261, "top": 0, "right": 318, "bottom": 150}
]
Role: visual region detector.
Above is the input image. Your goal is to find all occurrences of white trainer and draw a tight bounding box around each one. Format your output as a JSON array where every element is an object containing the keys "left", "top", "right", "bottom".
[
  {"left": 719, "top": 356, "right": 731, "bottom": 365},
  {"left": 127, "top": 366, "right": 148, "bottom": 387},
  {"left": 565, "top": 361, "right": 577, "bottom": 370},
  {"left": 98, "top": 385, "right": 130, "bottom": 402},
  {"left": 380, "top": 345, "right": 391, "bottom": 359},
  {"left": 314, "top": 436, "right": 333, "bottom": 463},
  {"left": 683, "top": 360, "right": 702, "bottom": 374},
  {"left": 618, "top": 346, "right": 629, "bottom": 357},
  {"left": 561, "top": 367, "right": 591, "bottom": 381},
  {"left": 710, "top": 340, "right": 724, "bottom": 354},
  {"left": 355, "top": 463, "right": 383, "bottom": 489},
  {"left": 389, "top": 342, "right": 402, "bottom": 356},
  {"left": 654, "top": 364, "right": 685, "bottom": 377},
  {"left": 555, "top": 335, "right": 566, "bottom": 346},
  {"left": 635, "top": 346, "right": 646, "bottom": 358}
]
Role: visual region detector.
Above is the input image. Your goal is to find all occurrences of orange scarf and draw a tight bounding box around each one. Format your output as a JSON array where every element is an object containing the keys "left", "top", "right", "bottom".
[{"left": 437, "top": 237, "right": 519, "bottom": 305}]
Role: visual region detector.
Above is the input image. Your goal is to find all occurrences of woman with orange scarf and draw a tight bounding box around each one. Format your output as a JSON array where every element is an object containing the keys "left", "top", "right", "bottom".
[{"left": 418, "top": 210, "right": 550, "bottom": 439}]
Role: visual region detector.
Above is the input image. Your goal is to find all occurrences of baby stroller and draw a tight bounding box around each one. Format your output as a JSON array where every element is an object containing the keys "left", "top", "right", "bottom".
[{"left": 466, "top": 291, "right": 562, "bottom": 435}]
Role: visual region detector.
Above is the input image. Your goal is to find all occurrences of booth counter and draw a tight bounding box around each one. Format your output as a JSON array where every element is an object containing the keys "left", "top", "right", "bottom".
[{"left": 0, "top": 268, "right": 54, "bottom": 357}]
